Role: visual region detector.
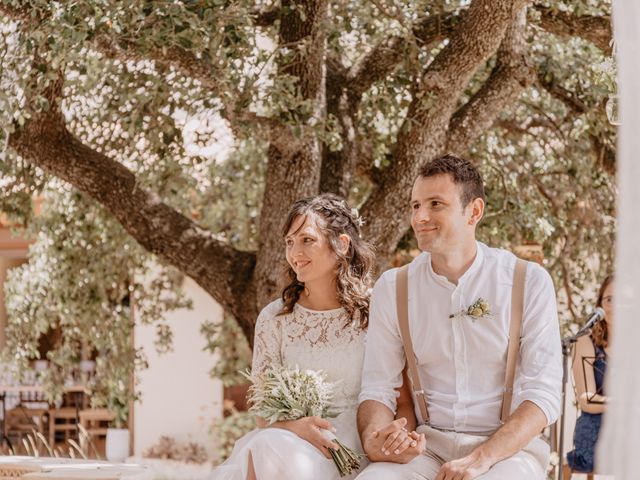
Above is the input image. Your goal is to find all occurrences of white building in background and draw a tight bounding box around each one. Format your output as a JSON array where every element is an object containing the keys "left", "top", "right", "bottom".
[
  {"left": 134, "top": 277, "right": 224, "bottom": 457},
  {"left": 0, "top": 223, "right": 224, "bottom": 457}
]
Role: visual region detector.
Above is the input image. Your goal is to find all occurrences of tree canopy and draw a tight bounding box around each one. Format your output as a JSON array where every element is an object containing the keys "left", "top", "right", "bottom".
[{"left": 0, "top": 0, "right": 615, "bottom": 362}]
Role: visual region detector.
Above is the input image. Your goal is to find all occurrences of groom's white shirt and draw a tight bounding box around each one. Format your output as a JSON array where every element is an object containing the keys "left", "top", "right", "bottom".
[{"left": 359, "top": 242, "right": 562, "bottom": 433}]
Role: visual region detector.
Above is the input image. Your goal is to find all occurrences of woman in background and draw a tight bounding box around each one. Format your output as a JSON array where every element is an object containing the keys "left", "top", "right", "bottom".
[{"left": 565, "top": 275, "right": 613, "bottom": 478}]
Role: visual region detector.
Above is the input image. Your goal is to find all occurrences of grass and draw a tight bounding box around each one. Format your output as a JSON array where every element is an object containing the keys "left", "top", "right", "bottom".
[{"left": 2, "top": 426, "right": 101, "bottom": 460}]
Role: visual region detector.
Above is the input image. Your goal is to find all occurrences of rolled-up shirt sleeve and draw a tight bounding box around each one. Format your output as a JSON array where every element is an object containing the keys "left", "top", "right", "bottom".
[
  {"left": 513, "top": 263, "right": 562, "bottom": 425},
  {"left": 358, "top": 269, "right": 407, "bottom": 413}
]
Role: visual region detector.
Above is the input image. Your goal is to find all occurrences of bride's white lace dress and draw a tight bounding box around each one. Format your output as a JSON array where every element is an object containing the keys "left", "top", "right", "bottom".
[{"left": 212, "top": 299, "right": 367, "bottom": 480}]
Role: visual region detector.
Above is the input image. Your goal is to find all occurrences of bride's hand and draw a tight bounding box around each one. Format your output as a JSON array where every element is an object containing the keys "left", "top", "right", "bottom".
[
  {"left": 281, "top": 416, "right": 339, "bottom": 459},
  {"left": 364, "top": 417, "right": 426, "bottom": 464},
  {"left": 380, "top": 426, "right": 419, "bottom": 456}
]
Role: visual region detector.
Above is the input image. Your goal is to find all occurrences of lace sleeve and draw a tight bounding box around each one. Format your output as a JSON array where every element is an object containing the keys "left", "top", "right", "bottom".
[{"left": 251, "top": 301, "right": 283, "bottom": 375}]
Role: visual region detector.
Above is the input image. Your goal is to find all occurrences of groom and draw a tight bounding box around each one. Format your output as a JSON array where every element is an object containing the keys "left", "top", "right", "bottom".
[{"left": 357, "top": 155, "right": 562, "bottom": 479}]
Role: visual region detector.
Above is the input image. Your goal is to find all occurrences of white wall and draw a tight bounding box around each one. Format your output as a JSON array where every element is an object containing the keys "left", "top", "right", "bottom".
[{"left": 134, "top": 277, "right": 224, "bottom": 457}]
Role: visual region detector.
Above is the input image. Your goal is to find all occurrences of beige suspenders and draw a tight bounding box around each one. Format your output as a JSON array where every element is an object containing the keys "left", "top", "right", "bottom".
[
  {"left": 501, "top": 258, "right": 527, "bottom": 423},
  {"left": 395, "top": 258, "right": 528, "bottom": 426},
  {"left": 396, "top": 264, "right": 430, "bottom": 424}
]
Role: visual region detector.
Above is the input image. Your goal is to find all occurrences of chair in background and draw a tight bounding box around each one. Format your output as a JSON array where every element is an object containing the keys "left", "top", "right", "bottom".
[
  {"left": 562, "top": 464, "right": 595, "bottom": 480},
  {"left": 79, "top": 408, "right": 116, "bottom": 458},
  {"left": 4, "top": 403, "right": 48, "bottom": 445},
  {"left": 47, "top": 406, "right": 77, "bottom": 449},
  {"left": 47, "top": 361, "right": 95, "bottom": 450},
  {"left": 5, "top": 388, "right": 49, "bottom": 450}
]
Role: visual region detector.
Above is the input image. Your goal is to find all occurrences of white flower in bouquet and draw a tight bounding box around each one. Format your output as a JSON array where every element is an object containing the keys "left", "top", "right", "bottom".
[{"left": 243, "top": 366, "right": 361, "bottom": 477}]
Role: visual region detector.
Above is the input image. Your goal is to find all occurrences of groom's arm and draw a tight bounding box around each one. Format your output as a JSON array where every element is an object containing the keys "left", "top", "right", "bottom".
[
  {"left": 435, "top": 401, "right": 546, "bottom": 479},
  {"left": 436, "top": 263, "right": 562, "bottom": 479},
  {"left": 358, "top": 271, "right": 424, "bottom": 463},
  {"left": 357, "top": 399, "right": 394, "bottom": 449},
  {"left": 358, "top": 270, "right": 406, "bottom": 423},
  {"left": 358, "top": 400, "right": 425, "bottom": 463},
  {"left": 395, "top": 367, "right": 417, "bottom": 432}
]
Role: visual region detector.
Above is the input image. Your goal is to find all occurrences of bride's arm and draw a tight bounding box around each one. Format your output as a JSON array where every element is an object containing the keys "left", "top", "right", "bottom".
[
  {"left": 256, "top": 416, "right": 338, "bottom": 458},
  {"left": 395, "top": 366, "right": 417, "bottom": 432},
  {"left": 250, "top": 305, "right": 337, "bottom": 457}
]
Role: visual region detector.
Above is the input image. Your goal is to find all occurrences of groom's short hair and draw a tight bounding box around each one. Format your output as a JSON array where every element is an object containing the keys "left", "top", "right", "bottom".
[{"left": 417, "top": 154, "right": 485, "bottom": 207}]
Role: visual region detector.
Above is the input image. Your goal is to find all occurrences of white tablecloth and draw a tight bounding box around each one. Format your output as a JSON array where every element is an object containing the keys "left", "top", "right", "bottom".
[{"left": 0, "top": 456, "right": 146, "bottom": 479}]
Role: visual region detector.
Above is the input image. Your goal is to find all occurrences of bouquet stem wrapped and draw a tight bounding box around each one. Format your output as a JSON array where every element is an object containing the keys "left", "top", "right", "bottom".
[
  {"left": 244, "top": 367, "right": 362, "bottom": 477},
  {"left": 321, "top": 428, "right": 363, "bottom": 475}
]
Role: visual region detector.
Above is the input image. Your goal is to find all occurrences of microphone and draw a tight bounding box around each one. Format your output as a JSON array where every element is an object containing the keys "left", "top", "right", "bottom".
[{"left": 574, "top": 307, "right": 606, "bottom": 339}]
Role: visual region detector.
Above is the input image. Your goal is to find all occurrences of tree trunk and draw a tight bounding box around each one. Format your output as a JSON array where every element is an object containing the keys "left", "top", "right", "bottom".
[
  {"left": 362, "top": 0, "right": 517, "bottom": 269},
  {"left": 10, "top": 113, "right": 259, "bottom": 342},
  {"left": 3, "top": 0, "right": 554, "bottom": 345},
  {"left": 254, "top": 0, "right": 329, "bottom": 310}
]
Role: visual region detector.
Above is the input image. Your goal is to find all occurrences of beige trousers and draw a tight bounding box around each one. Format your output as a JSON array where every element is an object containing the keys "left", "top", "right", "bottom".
[{"left": 356, "top": 425, "right": 550, "bottom": 480}]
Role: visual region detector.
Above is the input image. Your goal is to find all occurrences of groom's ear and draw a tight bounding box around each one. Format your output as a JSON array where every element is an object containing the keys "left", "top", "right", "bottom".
[
  {"left": 467, "top": 197, "right": 485, "bottom": 226},
  {"left": 338, "top": 234, "right": 351, "bottom": 255}
]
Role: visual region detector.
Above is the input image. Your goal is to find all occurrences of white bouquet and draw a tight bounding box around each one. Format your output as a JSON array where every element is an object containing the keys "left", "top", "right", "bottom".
[{"left": 244, "top": 366, "right": 361, "bottom": 477}]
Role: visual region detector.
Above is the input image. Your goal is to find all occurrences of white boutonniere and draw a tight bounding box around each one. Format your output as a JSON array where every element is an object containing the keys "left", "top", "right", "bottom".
[{"left": 451, "top": 297, "right": 494, "bottom": 322}]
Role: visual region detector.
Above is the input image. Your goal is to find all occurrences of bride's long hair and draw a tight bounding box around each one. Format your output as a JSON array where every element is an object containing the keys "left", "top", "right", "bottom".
[{"left": 278, "top": 193, "right": 375, "bottom": 329}]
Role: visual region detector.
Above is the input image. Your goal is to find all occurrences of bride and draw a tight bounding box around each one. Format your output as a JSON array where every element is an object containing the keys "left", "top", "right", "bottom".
[{"left": 213, "top": 194, "right": 415, "bottom": 480}]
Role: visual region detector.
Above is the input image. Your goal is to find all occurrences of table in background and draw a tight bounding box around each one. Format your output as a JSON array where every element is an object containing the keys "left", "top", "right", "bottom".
[{"left": 0, "top": 385, "right": 90, "bottom": 448}]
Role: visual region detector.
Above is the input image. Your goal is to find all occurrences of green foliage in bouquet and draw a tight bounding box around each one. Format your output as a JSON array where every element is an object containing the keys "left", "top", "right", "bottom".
[
  {"left": 245, "top": 366, "right": 361, "bottom": 477},
  {"left": 245, "top": 367, "right": 336, "bottom": 424}
]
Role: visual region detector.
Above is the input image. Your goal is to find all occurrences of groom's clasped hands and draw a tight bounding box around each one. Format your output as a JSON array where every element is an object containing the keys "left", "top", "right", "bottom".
[{"left": 364, "top": 417, "right": 426, "bottom": 463}]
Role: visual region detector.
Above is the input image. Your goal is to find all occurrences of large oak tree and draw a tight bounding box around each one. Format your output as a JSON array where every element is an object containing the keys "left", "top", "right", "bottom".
[{"left": 0, "top": 0, "right": 615, "bottom": 351}]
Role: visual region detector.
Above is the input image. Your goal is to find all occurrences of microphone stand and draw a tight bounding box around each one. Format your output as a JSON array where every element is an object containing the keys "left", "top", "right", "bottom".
[{"left": 558, "top": 323, "right": 597, "bottom": 480}]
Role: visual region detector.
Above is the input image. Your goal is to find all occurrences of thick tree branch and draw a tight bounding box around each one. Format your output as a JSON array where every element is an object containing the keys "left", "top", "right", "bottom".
[
  {"left": 447, "top": 5, "right": 535, "bottom": 154},
  {"left": 255, "top": 0, "right": 329, "bottom": 308},
  {"left": 319, "top": 108, "right": 358, "bottom": 197},
  {"left": 93, "top": 36, "right": 219, "bottom": 91},
  {"left": 347, "top": 12, "right": 461, "bottom": 98},
  {"left": 229, "top": 111, "right": 304, "bottom": 156},
  {"left": 320, "top": 10, "right": 464, "bottom": 195},
  {"left": 538, "top": 71, "right": 586, "bottom": 114},
  {"left": 9, "top": 107, "right": 258, "bottom": 341},
  {"left": 319, "top": 54, "right": 359, "bottom": 196},
  {"left": 533, "top": 5, "right": 612, "bottom": 53},
  {"left": 361, "top": 0, "right": 520, "bottom": 268}
]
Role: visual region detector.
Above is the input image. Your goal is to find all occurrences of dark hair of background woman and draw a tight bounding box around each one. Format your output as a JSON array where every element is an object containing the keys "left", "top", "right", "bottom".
[{"left": 592, "top": 275, "right": 613, "bottom": 349}]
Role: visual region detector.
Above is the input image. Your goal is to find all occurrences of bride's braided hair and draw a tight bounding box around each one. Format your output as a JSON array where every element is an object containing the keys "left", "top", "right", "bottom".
[{"left": 279, "top": 194, "right": 375, "bottom": 329}]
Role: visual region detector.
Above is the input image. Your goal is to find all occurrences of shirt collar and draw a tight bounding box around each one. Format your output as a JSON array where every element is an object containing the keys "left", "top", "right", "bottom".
[
  {"left": 459, "top": 241, "right": 485, "bottom": 284},
  {"left": 425, "top": 241, "right": 485, "bottom": 288}
]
